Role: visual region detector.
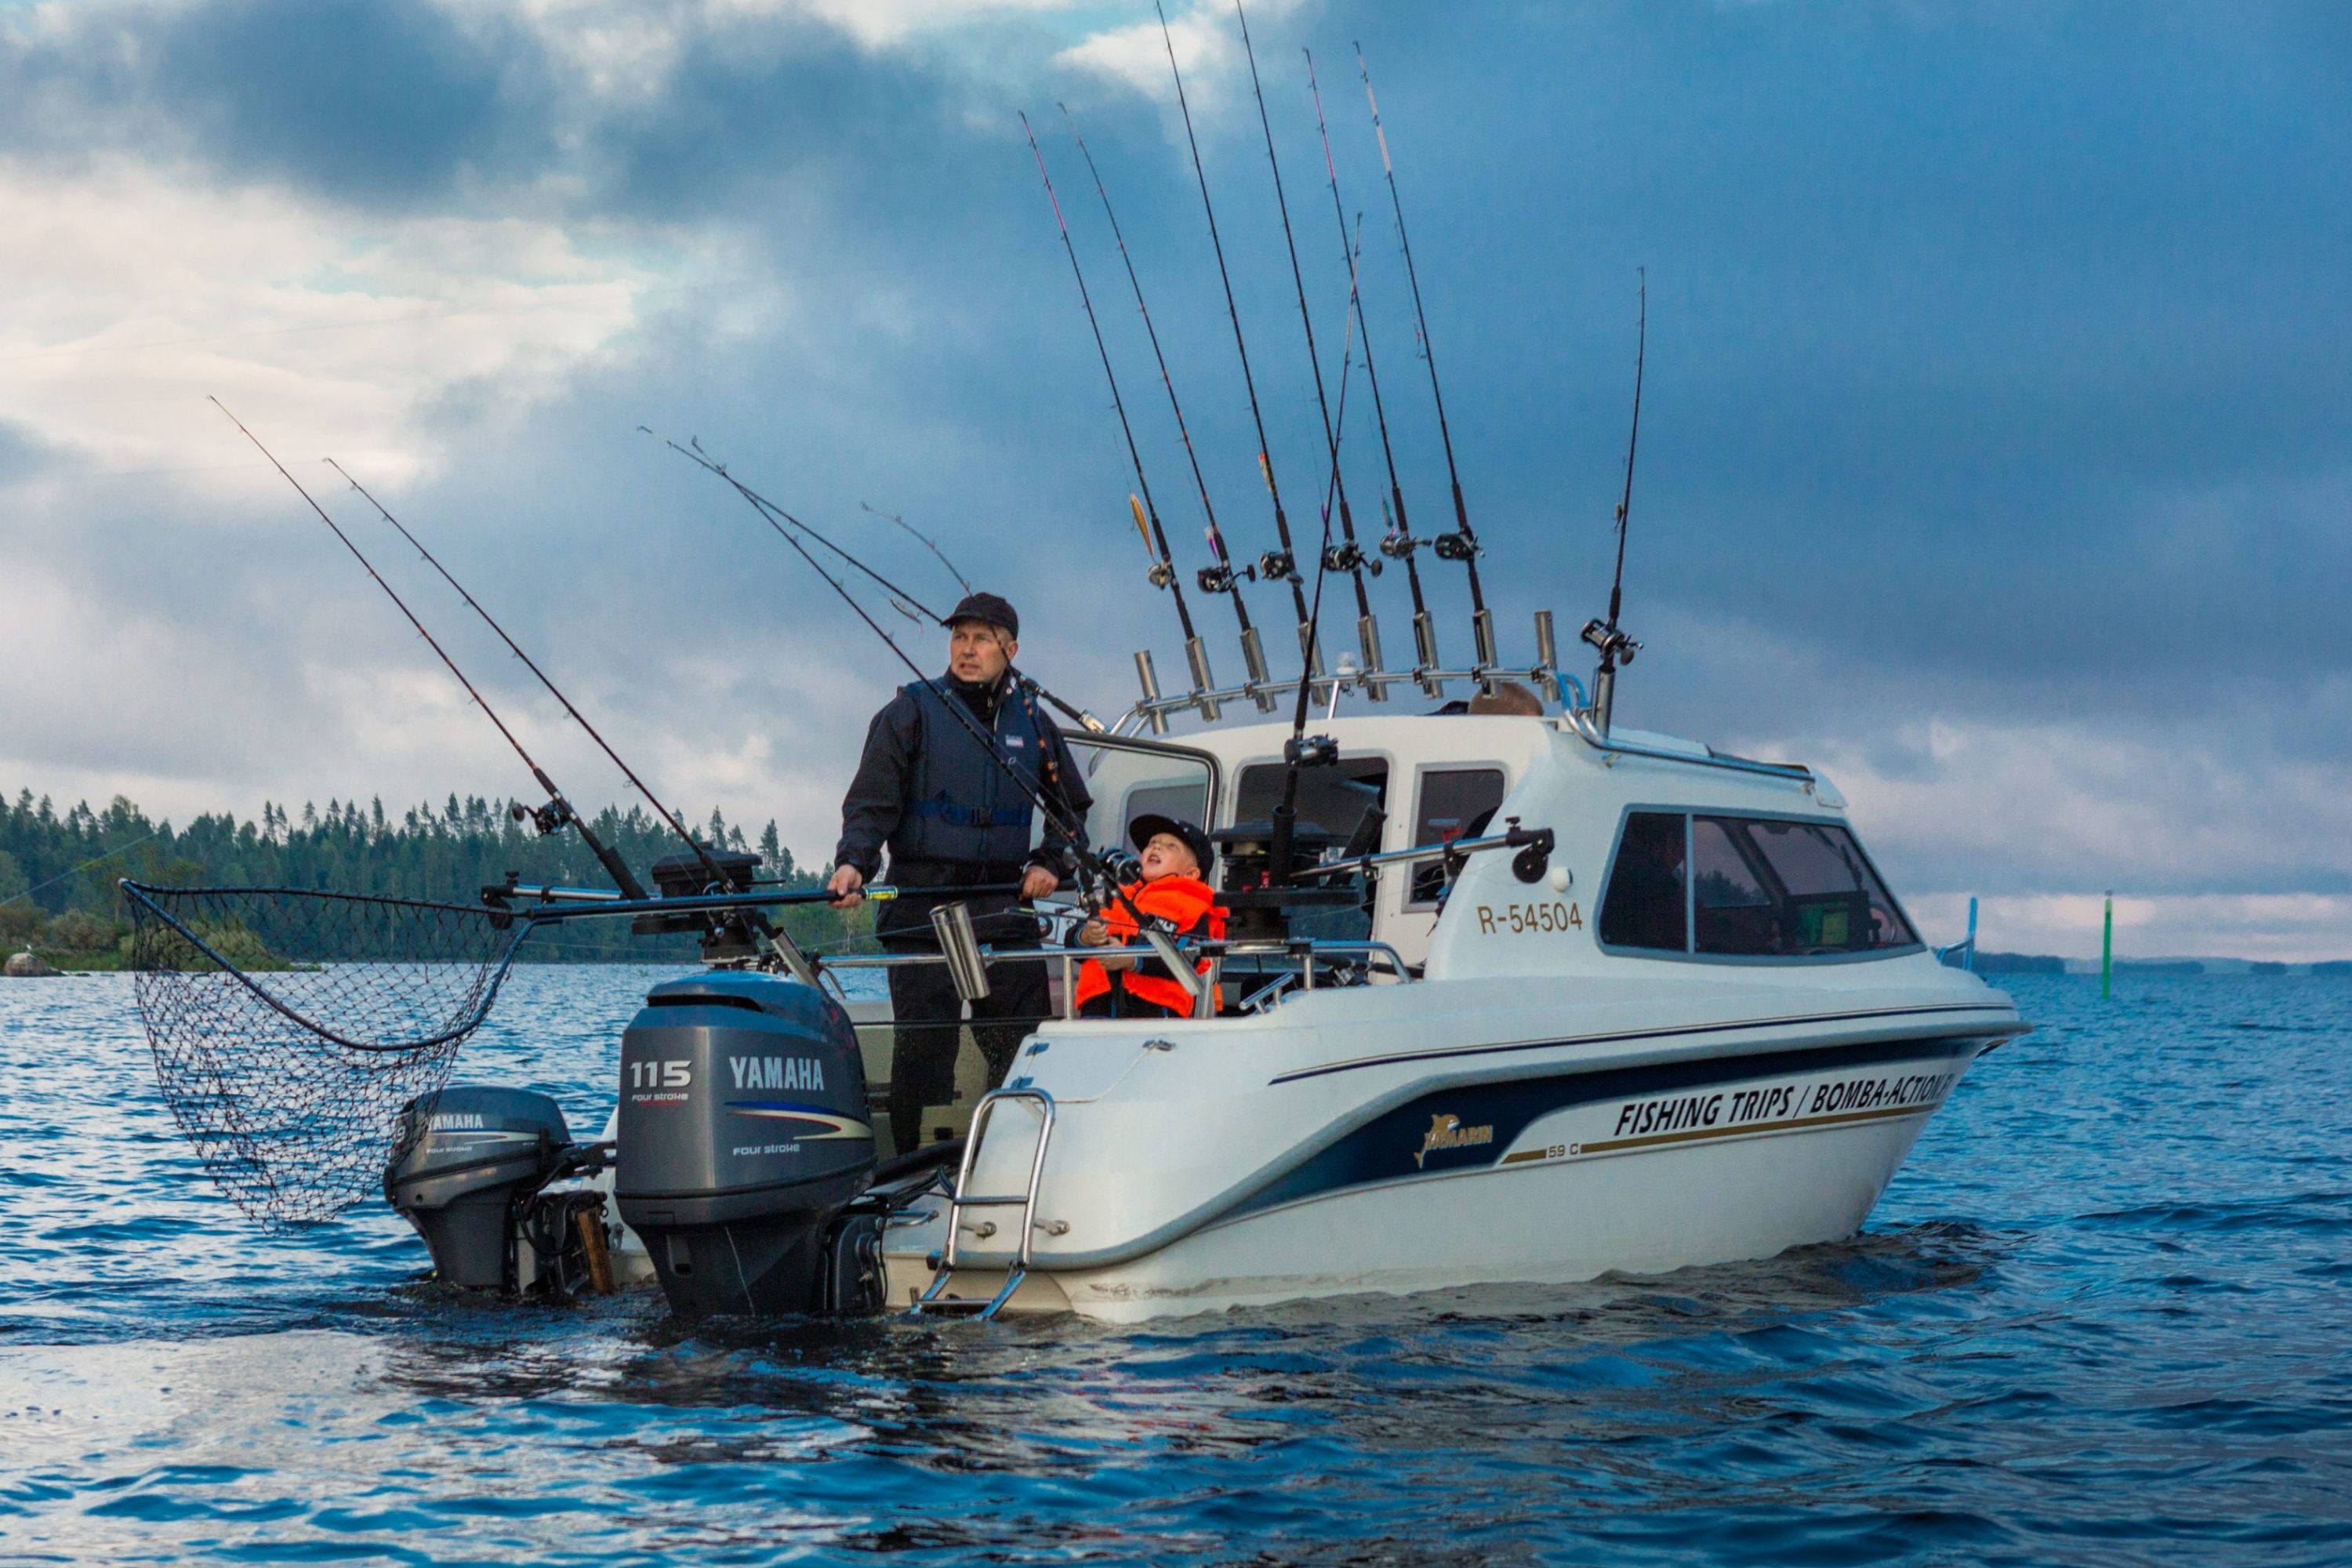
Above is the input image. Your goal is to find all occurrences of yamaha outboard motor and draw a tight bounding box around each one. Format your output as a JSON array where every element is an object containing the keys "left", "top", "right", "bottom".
[
  {"left": 615, "top": 974, "right": 877, "bottom": 1316},
  {"left": 386, "top": 1086, "right": 575, "bottom": 1290}
]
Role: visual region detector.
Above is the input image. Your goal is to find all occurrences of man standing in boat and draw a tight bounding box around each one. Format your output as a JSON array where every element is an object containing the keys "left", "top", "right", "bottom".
[{"left": 827, "top": 592, "right": 1092, "bottom": 1154}]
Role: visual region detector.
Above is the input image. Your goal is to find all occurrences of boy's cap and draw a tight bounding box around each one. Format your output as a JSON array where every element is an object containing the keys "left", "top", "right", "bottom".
[
  {"left": 946, "top": 591, "right": 1018, "bottom": 639},
  {"left": 1128, "top": 813, "right": 1213, "bottom": 873}
]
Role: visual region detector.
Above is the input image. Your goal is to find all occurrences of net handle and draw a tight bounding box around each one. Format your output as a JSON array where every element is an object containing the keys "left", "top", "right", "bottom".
[{"left": 121, "top": 880, "right": 540, "bottom": 1054}]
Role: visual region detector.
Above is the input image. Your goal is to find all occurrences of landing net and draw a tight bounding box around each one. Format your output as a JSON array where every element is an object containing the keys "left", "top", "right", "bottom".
[{"left": 122, "top": 883, "right": 539, "bottom": 1227}]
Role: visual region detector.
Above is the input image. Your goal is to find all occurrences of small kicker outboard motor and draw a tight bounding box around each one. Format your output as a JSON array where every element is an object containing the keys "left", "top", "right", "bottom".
[
  {"left": 615, "top": 974, "right": 878, "bottom": 1316},
  {"left": 386, "top": 1085, "right": 601, "bottom": 1292}
]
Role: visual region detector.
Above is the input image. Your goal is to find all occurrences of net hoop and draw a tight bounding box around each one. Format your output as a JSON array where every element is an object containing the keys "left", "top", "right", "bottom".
[{"left": 121, "top": 881, "right": 539, "bottom": 1052}]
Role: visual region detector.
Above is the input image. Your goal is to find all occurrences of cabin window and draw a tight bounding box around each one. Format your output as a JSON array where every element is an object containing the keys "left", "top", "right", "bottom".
[
  {"left": 1234, "top": 759, "right": 1387, "bottom": 943},
  {"left": 1406, "top": 768, "right": 1508, "bottom": 907},
  {"left": 1601, "top": 808, "right": 1919, "bottom": 958},
  {"left": 1597, "top": 811, "right": 1688, "bottom": 951},
  {"left": 1697, "top": 816, "right": 1918, "bottom": 954},
  {"left": 1233, "top": 760, "right": 1388, "bottom": 852}
]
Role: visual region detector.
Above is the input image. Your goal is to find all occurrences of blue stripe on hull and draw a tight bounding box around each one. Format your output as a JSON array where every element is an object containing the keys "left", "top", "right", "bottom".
[{"left": 1230, "top": 1036, "right": 1984, "bottom": 1221}]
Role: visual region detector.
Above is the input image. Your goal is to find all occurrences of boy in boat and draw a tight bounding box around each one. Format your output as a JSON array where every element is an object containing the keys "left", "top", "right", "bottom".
[{"left": 1073, "top": 815, "right": 1225, "bottom": 1019}]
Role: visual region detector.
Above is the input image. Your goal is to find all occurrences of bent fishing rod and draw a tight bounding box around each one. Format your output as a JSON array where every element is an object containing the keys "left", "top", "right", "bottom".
[
  {"left": 661, "top": 436, "right": 1179, "bottom": 949},
  {"left": 1357, "top": 41, "right": 1497, "bottom": 677},
  {"left": 1159, "top": 0, "right": 1320, "bottom": 678},
  {"left": 1235, "top": 0, "right": 1385, "bottom": 700},
  {"left": 1582, "top": 270, "right": 1647, "bottom": 735},
  {"left": 859, "top": 501, "right": 972, "bottom": 595},
  {"left": 650, "top": 438, "right": 943, "bottom": 625},
  {"left": 1308, "top": 45, "right": 1439, "bottom": 689},
  {"left": 654, "top": 430, "right": 1107, "bottom": 733},
  {"left": 1053, "top": 105, "right": 1279, "bottom": 714},
  {"left": 321, "top": 459, "right": 729, "bottom": 887},
  {"left": 1018, "top": 110, "right": 1233, "bottom": 715},
  {"left": 209, "top": 398, "right": 651, "bottom": 901}
]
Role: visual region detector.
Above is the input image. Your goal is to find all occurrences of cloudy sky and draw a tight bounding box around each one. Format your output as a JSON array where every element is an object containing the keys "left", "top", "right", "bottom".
[{"left": 2, "top": 0, "right": 2346, "bottom": 960}]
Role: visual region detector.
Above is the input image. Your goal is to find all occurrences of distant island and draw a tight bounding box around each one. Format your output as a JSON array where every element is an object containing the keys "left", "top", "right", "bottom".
[
  {"left": 1965, "top": 951, "right": 2347, "bottom": 978},
  {"left": 2, "top": 788, "right": 844, "bottom": 969}
]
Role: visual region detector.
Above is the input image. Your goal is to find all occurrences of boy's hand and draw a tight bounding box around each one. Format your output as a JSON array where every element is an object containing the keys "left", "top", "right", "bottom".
[{"left": 1077, "top": 916, "right": 1110, "bottom": 947}]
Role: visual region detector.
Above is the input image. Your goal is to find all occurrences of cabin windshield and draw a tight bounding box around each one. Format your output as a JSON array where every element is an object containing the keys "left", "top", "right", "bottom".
[
  {"left": 1599, "top": 810, "right": 1920, "bottom": 959},
  {"left": 1064, "top": 733, "right": 1221, "bottom": 864}
]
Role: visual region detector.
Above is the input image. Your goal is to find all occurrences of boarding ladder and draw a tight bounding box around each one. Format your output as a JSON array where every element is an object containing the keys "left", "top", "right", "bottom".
[{"left": 909, "top": 1087, "right": 1057, "bottom": 1319}]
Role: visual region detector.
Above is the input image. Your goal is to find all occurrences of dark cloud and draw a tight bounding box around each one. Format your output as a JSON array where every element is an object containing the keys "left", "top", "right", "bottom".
[{"left": 3, "top": 0, "right": 2348, "bottom": 909}]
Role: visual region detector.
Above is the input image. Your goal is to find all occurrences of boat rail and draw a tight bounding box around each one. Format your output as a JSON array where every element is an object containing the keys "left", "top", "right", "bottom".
[{"left": 818, "top": 937, "right": 1413, "bottom": 1020}]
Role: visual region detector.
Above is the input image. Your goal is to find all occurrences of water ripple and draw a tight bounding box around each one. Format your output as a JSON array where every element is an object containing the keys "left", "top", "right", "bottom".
[{"left": 4, "top": 971, "right": 2350, "bottom": 1564}]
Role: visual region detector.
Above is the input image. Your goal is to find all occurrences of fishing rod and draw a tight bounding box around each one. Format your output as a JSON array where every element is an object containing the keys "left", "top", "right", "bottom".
[
  {"left": 1307, "top": 45, "right": 1439, "bottom": 693},
  {"left": 1235, "top": 0, "right": 1385, "bottom": 702},
  {"left": 1018, "top": 110, "right": 1232, "bottom": 718},
  {"left": 322, "top": 459, "right": 728, "bottom": 887},
  {"left": 1356, "top": 41, "right": 1497, "bottom": 680},
  {"left": 859, "top": 501, "right": 973, "bottom": 595},
  {"left": 659, "top": 431, "right": 1112, "bottom": 735},
  {"left": 659, "top": 434, "right": 1181, "bottom": 956},
  {"left": 1158, "top": 0, "right": 1321, "bottom": 680},
  {"left": 1581, "top": 270, "right": 1647, "bottom": 739},
  {"left": 208, "top": 398, "right": 651, "bottom": 901},
  {"left": 1055, "top": 105, "right": 1279, "bottom": 716},
  {"left": 664, "top": 451, "right": 942, "bottom": 625}
]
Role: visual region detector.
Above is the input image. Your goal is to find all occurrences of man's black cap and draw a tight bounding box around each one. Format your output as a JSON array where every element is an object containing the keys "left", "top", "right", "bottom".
[
  {"left": 1129, "top": 813, "right": 1214, "bottom": 875},
  {"left": 947, "top": 591, "right": 1018, "bottom": 640}
]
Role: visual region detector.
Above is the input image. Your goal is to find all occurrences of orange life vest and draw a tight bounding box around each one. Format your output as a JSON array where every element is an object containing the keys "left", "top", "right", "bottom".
[{"left": 1073, "top": 875, "right": 1226, "bottom": 1017}]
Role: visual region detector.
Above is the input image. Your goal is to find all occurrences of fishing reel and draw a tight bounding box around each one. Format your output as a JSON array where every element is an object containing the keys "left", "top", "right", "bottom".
[
  {"left": 1146, "top": 561, "right": 1175, "bottom": 590},
  {"left": 1580, "top": 618, "right": 1642, "bottom": 668},
  {"left": 1197, "top": 563, "right": 1241, "bottom": 595},
  {"left": 1255, "top": 549, "right": 1299, "bottom": 584},
  {"left": 1378, "top": 530, "right": 1419, "bottom": 562},
  {"left": 1432, "top": 532, "right": 1481, "bottom": 563},
  {"left": 514, "top": 797, "right": 573, "bottom": 837},
  {"left": 1323, "top": 540, "right": 1381, "bottom": 578},
  {"left": 1283, "top": 733, "right": 1339, "bottom": 769}
]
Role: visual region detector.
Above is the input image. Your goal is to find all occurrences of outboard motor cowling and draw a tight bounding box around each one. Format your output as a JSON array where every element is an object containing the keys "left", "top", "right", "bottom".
[
  {"left": 615, "top": 974, "right": 875, "bottom": 1316},
  {"left": 386, "top": 1086, "right": 573, "bottom": 1289}
]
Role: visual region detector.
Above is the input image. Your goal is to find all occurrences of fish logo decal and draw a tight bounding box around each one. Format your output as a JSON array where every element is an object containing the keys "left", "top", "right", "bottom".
[{"left": 1414, "top": 1112, "right": 1494, "bottom": 1169}]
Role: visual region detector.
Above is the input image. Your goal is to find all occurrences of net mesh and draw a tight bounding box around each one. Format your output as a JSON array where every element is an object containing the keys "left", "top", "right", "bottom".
[{"left": 124, "top": 884, "right": 537, "bottom": 1226}]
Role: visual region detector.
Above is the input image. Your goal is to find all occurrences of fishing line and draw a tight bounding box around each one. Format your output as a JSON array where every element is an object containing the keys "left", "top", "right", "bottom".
[{"left": 858, "top": 501, "right": 975, "bottom": 595}]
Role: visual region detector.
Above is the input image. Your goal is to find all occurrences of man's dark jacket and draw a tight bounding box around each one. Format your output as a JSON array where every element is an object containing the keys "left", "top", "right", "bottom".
[{"left": 833, "top": 672, "right": 1093, "bottom": 892}]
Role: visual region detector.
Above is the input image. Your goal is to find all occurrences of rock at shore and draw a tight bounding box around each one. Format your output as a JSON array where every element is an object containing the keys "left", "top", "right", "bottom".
[{"left": 5, "top": 949, "right": 60, "bottom": 978}]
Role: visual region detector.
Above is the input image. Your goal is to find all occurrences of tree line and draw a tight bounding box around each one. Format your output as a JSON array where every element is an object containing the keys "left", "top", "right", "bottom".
[{"left": 0, "top": 788, "right": 862, "bottom": 965}]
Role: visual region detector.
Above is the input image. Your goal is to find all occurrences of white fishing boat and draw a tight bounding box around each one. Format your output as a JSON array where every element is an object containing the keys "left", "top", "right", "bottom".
[{"left": 834, "top": 675, "right": 2026, "bottom": 1320}]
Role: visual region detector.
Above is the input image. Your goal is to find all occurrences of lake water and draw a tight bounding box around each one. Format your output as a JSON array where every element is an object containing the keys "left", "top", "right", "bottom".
[{"left": 3, "top": 967, "right": 2348, "bottom": 1565}]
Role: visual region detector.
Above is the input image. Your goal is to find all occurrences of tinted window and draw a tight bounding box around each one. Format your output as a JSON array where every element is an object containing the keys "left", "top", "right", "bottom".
[
  {"left": 1122, "top": 781, "right": 1208, "bottom": 841},
  {"left": 1234, "top": 760, "right": 1388, "bottom": 850},
  {"left": 1598, "top": 811, "right": 1687, "bottom": 951},
  {"left": 1714, "top": 817, "right": 1917, "bottom": 953},
  {"left": 1407, "top": 768, "right": 1508, "bottom": 906}
]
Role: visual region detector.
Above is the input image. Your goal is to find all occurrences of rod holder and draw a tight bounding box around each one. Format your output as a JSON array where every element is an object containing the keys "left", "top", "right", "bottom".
[
  {"left": 1472, "top": 608, "right": 1498, "bottom": 691},
  {"left": 1357, "top": 614, "right": 1387, "bottom": 702},
  {"left": 929, "top": 901, "right": 991, "bottom": 1004},
  {"left": 1297, "top": 621, "right": 1324, "bottom": 681},
  {"left": 1532, "top": 610, "right": 1563, "bottom": 705},
  {"left": 1184, "top": 637, "right": 1221, "bottom": 724},
  {"left": 1591, "top": 665, "right": 1616, "bottom": 739},
  {"left": 1134, "top": 650, "right": 1171, "bottom": 736},
  {"left": 1413, "top": 611, "right": 1442, "bottom": 696},
  {"left": 1241, "top": 626, "right": 1277, "bottom": 713}
]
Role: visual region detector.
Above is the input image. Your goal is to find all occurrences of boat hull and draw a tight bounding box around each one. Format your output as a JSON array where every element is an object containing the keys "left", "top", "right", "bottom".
[{"left": 885, "top": 1017, "right": 2002, "bottom": 1321}]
